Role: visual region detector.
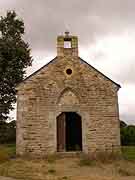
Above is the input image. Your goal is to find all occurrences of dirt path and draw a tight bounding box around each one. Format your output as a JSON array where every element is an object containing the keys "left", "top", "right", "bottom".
[
  {"left": 70, "top": 175, "right": 135, "bottom": 180},
  {"left": 0, "top": 157, "right": 135, "bottom": 180},
  {"left": 0, "top": 177, "right": 17, "bottom": 180}
]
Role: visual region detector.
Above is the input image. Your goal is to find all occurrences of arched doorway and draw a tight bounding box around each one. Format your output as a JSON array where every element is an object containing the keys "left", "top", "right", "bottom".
[{"left": 57, "top": 112, "right": 82, "bottom": 152}]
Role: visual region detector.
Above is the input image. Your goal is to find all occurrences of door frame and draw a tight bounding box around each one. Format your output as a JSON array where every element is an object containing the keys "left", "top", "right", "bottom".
[
  {"left": 56, "top": 112, "right": 66, "bottom": 152},
  {"left": 55, "top": 109, "right": 88, "bottom": 153}
]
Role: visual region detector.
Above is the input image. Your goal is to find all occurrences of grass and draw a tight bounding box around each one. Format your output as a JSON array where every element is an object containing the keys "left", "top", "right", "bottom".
[
  {"left": 0, "top": 145, "right": 135, "bottom": 179},
  {"left": 117, "top": 167, "right": 133, "bottom": 176},
  {"left": 0, "top": 144, "right": 16, "bottom": 156},
  {"left": 79, "top": 154, "right": 95, "bottom": 166},
  {"left": 1, "top": 144, "right": 135, "bottom": 162},
  {"left": 46, "top": 154, "right": 58, "bottom": 163},
  {"left": 0, "top": 144, "right": 16, "bottom": 163},
  {"left": 121, "top": 146, "right": 135, "bottom": 161}
]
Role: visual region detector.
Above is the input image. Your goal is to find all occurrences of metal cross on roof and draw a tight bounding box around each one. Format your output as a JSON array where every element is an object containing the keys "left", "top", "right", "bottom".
[{"left": 65, "top": 31, "right": 70, "bottom": 36}]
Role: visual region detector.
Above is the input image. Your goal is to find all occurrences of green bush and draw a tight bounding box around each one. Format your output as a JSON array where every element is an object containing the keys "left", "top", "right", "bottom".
[
  {"left": 0, "top": 120, "right": 16, "bottom": 144},
  {"left": 121, "top": 125, "right": 135, "bottom": 146}
]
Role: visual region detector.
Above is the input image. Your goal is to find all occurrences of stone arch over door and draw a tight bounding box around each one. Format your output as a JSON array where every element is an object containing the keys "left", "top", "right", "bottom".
[
  {"left": 51, "top": 87, "right": 89, "bottom": 153},
  {"left": 57, "top": 87, "right": 80, "bottom": 105},
  {"left": 52, "top": 110, "right": 88, "bottom": 153}
]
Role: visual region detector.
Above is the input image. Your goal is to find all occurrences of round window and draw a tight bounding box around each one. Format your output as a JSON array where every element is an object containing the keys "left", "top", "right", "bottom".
[{"left": 66, "top": 68, "right": 72, "bottom": 75}]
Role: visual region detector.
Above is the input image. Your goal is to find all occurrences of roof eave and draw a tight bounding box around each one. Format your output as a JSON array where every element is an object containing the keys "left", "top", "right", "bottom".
[{"left": 79, "top": 57, "right": 121, "bottom": 89}]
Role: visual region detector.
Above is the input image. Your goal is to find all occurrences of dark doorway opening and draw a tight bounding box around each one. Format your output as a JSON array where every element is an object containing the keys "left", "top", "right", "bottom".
[
  {"left": 57, "top": 112, "right": 82, "bottom": 152},
  {"left": 66, "top": 112, "right": 82, "bottom": 151}
]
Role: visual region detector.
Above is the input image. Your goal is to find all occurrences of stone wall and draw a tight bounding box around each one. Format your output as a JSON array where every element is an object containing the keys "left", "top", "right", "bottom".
[{"left": 16, "top": 55, "right": 121, "bottom": 157}]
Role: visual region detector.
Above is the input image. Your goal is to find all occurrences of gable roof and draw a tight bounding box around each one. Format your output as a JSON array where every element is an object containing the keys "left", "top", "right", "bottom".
[
  {"left": 16, "top": 57, "right": 57, "bottom": 88},
  {"left": 17, "top": 56, "right": 121, "bottom": 88},
  {"left": 79, "top": 57, "right": 121, "bottom": 88}
]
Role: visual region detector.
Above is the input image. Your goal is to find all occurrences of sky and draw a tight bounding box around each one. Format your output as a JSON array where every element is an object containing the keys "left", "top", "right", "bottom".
[{"left": 1, "top": 0, "right": 135, "bottom": 124}]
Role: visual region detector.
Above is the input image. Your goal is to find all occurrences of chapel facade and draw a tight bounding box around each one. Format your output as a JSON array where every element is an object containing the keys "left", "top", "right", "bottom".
[{"left": 16, "top": 32, "right": 121, "bottom": 156}]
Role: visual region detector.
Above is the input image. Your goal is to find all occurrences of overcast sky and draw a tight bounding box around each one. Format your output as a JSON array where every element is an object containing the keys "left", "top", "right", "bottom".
[{"left": 1, "top": 0, "right": 135, "bottom": 124}]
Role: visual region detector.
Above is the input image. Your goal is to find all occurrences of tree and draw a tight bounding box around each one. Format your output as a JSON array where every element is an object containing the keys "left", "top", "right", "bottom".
[
  {"left": 0, "top": 11, "right": 32, "bottom": 121},
  {"left": 120, "top": 124, "right": 135, "bottom": 146},
  {"left": 120, "top": 120, "right": 127, "bottom": 128},
  {"left": 0, "top": 120, "right": 16, "bottom": 143}
]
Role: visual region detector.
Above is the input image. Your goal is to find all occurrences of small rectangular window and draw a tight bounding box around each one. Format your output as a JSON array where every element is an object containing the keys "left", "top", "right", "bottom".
[{"left": 64, "top": 41, "right": 71, "bottom": 48}]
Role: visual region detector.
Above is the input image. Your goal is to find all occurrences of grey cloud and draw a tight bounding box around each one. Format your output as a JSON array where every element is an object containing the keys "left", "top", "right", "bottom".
[
  {"left": 120, "top": 113, "right": 135, "bottom": 125},
  {"left": 114, "top": 62, "right": 135, "bottom": 85},
  {"left": 3, "top": 0, "right": 134, "bottom": 52},
  {"left": 1, "top": 0, "right": 135, "bottom": 124},
  {"left": 17, "top": 0, "right": 135, "bottom": 85}
]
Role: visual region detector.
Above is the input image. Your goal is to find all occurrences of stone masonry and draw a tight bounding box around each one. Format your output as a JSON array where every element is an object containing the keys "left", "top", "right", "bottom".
[{"left": 16, "top": 32, "right": 121, "bottom": 157}]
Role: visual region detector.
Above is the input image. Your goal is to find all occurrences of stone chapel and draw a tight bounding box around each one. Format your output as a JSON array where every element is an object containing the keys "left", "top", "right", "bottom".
[{"left": 16, "top": 32, "right": 121, "bottom": 157}]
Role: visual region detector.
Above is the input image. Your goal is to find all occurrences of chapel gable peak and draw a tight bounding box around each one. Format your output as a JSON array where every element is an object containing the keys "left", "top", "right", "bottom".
[{"left": 57, "top": 31, "right": 78, "bottom": 57}]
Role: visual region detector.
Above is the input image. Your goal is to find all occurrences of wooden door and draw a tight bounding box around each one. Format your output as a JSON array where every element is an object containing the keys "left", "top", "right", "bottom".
[{"left": 57, "top": 112, "right": 66, "bottom": 152}]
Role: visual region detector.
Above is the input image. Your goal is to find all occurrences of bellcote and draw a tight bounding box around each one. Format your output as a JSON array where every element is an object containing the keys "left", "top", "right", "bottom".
[{"left": 57, "top": 31, "right": 78, "bottom": 57}]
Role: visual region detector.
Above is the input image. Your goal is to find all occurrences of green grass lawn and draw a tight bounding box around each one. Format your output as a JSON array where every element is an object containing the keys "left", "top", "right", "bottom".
[{"left": 122, "top": 146, "right": 135, "bottom": 161}]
